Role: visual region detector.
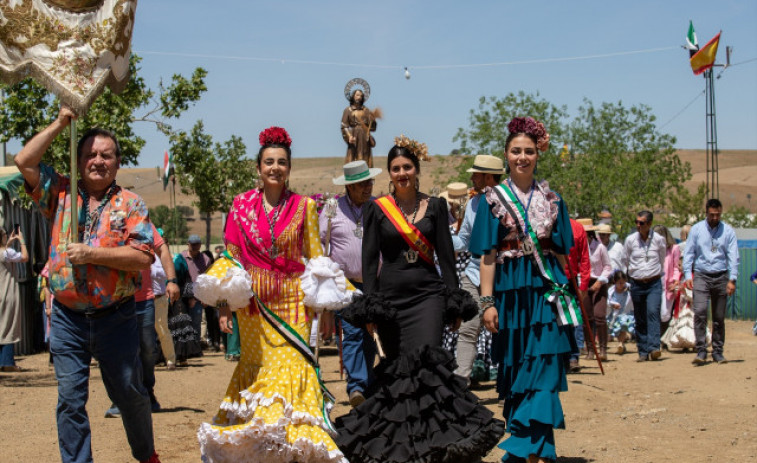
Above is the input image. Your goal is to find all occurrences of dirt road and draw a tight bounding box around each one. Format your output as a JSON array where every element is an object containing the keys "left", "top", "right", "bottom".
[{"left": 1, "top": 320, "right": 755, "bottom": 462}]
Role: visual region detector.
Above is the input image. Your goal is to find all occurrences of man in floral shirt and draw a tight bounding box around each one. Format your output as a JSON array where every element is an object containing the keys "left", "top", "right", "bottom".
[{"left": 15, "top": 106, "right": 161, "bottom": 463}]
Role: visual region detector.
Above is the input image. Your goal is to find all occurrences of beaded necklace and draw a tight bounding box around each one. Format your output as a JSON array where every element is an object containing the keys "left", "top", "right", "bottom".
[
  {"left": 261, "top": 191, "right": 287, "bottom": 259},
  {"left": 393, "top": 193, "right": 420, "bottom": 224},
  {"left": 79, "top": 181, "right": 117, "bottom": 243}
]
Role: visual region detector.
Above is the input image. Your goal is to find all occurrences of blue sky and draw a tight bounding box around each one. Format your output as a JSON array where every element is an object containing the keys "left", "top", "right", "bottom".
[{"left": 126, "top": 0, "right": 757, "bottom": 168}]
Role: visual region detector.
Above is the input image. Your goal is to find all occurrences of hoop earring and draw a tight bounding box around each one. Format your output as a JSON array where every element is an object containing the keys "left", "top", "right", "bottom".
[
  {"left": 255, "top": 178, "right": 264, "bottom": 189},
  {"left": 389, "top": 181, "right": 395, "bottom": 195},
  {"left": 415, "top": 178, "right": 420, "bottom": 192},
  {"left": 533, "top": 161, "right": 538, "bottom": 175}
]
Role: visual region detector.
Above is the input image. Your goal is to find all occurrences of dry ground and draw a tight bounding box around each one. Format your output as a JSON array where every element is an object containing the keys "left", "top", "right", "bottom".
[{"left": 1, "top": 320, "right": 755, "bottom": 463}]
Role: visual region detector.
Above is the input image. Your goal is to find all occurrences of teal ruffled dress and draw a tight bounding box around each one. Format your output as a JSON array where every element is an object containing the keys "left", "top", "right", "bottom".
[{"left": 469, "top": 188, "right": 574, "bottom": 462}]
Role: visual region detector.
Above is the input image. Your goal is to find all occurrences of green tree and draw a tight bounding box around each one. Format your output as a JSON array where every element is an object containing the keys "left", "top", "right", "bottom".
[
  {"left": 451, "top": 91, "right": 570, "bottom": 182},
  {"left": 662, "top": 182, "right": 707, "bottom": 227},
  {"left": 454, "top": 93, "right": 691, "bottom": 237},
  {"left": 149, "top": 205, "right": 189, "bottom": 245},
  {"left": 722, "top": 205, "right": 757, "bottom": 228},
  {"left": 170, "top": 121, "right": 258, "bottom": 247},
  {"left": 0, "top": 55, "right": 207, "bottom": 172},
  {"left": 559, "top": 100, "right": 690, "bottom": 236}
]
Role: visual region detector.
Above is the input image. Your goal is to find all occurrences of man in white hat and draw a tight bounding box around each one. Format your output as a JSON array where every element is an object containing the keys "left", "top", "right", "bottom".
[
  {"left": 320, "top": 160, "right": 381, "bottom": 406},
  {"left": 451, "top": 155, "right": 505, "bottom": 385}
]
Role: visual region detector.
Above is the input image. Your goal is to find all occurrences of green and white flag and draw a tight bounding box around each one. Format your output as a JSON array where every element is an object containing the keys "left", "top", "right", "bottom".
[
  {"left": 163, "top": 151, "right": 174, "bottom": 191},
  {"left": 685, "top": 20, "right": 699, "bottom": 51}
]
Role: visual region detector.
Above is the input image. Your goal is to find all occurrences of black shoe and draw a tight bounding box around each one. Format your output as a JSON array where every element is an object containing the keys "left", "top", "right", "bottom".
[
  {"left": 712, "top": 353, "right": 728, "bottom": 364},
  {"left": 692, "top": 352, "right": 707, "bottom": 365}
]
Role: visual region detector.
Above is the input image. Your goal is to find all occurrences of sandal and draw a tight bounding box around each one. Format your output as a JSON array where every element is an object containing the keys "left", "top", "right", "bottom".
[{"left": 1, "top": 365, "right": 23, "bottom": 372}]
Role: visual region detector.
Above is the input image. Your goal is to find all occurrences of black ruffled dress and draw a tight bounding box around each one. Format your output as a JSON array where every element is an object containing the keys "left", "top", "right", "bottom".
[{"left": 335, "top": 197, "right": 504, "bottom": 463}]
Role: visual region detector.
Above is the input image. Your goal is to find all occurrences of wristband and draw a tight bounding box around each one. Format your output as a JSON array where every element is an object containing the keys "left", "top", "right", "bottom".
[{"left": 166, "top": 278, "right": 178, "bottom": 284}]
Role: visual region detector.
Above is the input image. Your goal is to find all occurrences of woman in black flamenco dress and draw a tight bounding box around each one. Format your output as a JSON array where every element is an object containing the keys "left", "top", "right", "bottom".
[{"left": 335, "top": 138, "right": 504, "bottom": 463}]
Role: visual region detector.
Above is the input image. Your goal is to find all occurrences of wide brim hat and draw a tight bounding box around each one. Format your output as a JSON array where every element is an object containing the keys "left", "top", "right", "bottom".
[
  {"left": 439, "top": 182, "right": 469, "bottom": 202},
  {"left": 596, "top": 224, "right": 613, "bottom": 235},
  {"left": 467, "top": 154, "right": 506, "bottom": 174},
  {"left": 576, "top": 218, "right": 596, "bottom": 231},
  {"left": 333, "top": 160, "right": 382, "bottom": 186}
]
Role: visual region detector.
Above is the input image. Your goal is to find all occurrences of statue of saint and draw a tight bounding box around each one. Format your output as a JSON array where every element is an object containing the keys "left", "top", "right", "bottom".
[{"left": 341, "top": 78, "right": 380, "bottom": 167}]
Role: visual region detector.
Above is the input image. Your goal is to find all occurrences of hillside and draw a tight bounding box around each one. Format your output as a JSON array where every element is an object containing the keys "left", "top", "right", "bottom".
[{"left": 117, "top": 149, "right": 756, "bottom": 242}]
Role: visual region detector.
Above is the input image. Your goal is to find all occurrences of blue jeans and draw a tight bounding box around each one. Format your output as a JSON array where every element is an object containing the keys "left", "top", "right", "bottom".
[
  {"left": 337, "top": 280, "right": 376, "bottom": 394},
  {"left": 0, "top": 343, "right": 15, "bottom": 366},
  {"left": 336, "top": 313, "right": 376, "bottom": 394},
  {"left": 51, "top": 297, "right": 154, "bottom": 463},
  {"left": 189, "top": 299, "right": 204, "bottom": 341},
  {"left": 570, "top": 324, "right": 585, "bottom": 362},
  {"left": 135, "top": 299, "right": 157, "bottom": 392},
  {"left": 630, "top": 279, "right": 662, "bottom": 358}
]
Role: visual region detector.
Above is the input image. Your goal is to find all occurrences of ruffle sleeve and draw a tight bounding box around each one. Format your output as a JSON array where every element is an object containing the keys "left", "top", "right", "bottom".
[
  {"left": 469, "top": 195, "right": 503, "bottom": 258},
  {"left": 300, "top": 256, "right": 361, "bottom": 312},
  {"left": 193, "top": 255, "right": 254, "bottom": 311}
]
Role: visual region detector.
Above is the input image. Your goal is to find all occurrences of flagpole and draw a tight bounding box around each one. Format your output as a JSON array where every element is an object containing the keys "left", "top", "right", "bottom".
[{"left": 70, "top": 123, "right": 78, "bottom": 243}]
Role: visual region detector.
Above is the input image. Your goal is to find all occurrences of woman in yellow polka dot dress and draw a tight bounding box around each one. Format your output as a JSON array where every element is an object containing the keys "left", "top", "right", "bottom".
[{"left": 196, "top": 127, "right": 347, "bottom": 463}]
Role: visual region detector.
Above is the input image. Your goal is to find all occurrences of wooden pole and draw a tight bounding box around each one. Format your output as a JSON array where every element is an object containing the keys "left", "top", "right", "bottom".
[{"left": 70, "top": 123, "right": 78, "bottom": 243}]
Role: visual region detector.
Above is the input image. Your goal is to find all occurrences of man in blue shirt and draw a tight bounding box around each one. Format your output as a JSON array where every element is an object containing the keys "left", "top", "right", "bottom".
[
  {"left": 451, "top": 155, "right": 505, "bottom": 384},
  {"left": 682, "top": 198, "right": 739, "bottom": 365}
]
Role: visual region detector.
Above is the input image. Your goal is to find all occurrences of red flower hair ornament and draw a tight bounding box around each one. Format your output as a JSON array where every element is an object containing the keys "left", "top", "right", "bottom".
[
  {"left": 259, "top": 126, "right": 292, "bottom": 148},
  {"left": 507, "top": 117, "right": 550, "bottom": 152}
]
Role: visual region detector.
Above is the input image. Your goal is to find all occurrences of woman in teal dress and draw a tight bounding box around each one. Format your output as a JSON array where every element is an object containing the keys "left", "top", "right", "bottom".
[{"left": 470, "top": 117, "right": 576, "bottom": 463}]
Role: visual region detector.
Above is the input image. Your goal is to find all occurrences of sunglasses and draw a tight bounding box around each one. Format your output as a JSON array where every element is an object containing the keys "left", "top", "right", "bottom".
[{"left": 635, "top": 220, "right": 647, "bottom": 225}]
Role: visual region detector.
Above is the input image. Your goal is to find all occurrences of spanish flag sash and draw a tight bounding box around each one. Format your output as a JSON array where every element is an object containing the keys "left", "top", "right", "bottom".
[{"left": 375, "top": 196, "right": 435, "bottom": 266}]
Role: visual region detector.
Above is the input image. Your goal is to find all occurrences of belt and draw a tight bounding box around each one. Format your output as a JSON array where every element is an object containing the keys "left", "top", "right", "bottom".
[
  {"left": 697, "top": 270, "right": 727, "bottom": 278},
  {"left": 61, "top": 297, "right": 133, "bottom": 319},
  {"left": 498, "top": 237, "right": 553, "bottom": 253},
  {"left": 631, "top": 275, "right": 661, "bottom": 285}
]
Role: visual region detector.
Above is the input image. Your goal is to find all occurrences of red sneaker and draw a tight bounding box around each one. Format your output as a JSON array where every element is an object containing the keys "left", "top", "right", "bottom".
[{"left": 140, "top": 451, "right": 161, "bottom": 463}]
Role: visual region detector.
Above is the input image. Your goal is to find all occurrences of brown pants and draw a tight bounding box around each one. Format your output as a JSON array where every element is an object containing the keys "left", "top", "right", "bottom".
[{"left": 583, "top": 278, "right": 609, "bottom": 350}]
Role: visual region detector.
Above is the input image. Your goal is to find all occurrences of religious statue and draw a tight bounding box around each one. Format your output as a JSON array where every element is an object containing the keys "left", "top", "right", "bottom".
[{"left": 341, "top": 78, "right": 381, "bottom": 167}]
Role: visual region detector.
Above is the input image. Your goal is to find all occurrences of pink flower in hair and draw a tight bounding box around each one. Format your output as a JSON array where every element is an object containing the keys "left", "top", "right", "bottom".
[{"left": 508, "top": 117, "right": 550, "bottom": 152}]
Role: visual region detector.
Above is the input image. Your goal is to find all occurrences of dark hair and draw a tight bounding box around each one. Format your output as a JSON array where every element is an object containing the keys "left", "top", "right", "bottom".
[
  {"left": 387, "top": 145, "right": 421, "bottom": 174},
  {"left": 505, "top": 131, "right": 538, "bottom": 152},
  {"left": 637, "top": 210, "right": 653, "bottom": 223},
  {"left": 491, "top": 173, "right": 502, "bottom": 184},
  {"left": 257, "top": 144, "right": 292, "bottom": 168},
  {"left": 706, "top": 198, "right": 722, "bottom": 210},
  {"left": 77, "top": 128, "right": 121, "bottom": 161},
  {"left": 33, "top": 261, "right": 46, "bottom": 275},
  {"left": 349, "top": 89, "right": 365, "bottom": 106},
  {"left": 613, "top": 270, "right": 628, "bottom": 283}
]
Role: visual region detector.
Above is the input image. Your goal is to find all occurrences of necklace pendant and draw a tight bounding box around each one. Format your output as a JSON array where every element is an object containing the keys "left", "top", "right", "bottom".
[
  {"left": 353, "top": 226, "right": 363, "bottom": 239},
  {"left": 269, "top": 244, "right": 279, "bottom": 259},
  {"left": 520, "top": 237, "right": 535, "bottom": 255},
  {"left": 405, "top": 249, "right": 419, "bottom": 263},
  {"left": 711, "top": 245, "right": 718, "bottom": 253}
]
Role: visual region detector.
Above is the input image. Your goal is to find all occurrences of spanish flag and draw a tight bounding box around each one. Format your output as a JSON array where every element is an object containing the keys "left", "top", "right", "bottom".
[{"left": 690, "top": 31, "right": 721, "bottom": 75}]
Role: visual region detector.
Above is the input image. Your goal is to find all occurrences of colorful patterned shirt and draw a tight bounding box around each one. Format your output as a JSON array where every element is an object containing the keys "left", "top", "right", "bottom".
[{"left": 28, "top": 164, "right": 154, "bottom": 311}]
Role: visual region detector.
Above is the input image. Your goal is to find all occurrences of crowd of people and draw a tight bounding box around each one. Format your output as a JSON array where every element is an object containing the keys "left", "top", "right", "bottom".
[{"left": 0, "top": 104, "right": 748, "bottom": 463}]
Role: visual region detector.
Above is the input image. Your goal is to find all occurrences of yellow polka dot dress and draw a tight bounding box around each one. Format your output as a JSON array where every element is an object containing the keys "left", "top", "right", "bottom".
[{"left": 198, "top": 193, "right": 347, "bottom": 463}]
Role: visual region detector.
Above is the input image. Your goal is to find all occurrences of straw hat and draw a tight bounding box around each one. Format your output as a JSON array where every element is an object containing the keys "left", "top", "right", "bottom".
[
  {"left": 332, "top": 160, "right": 382, "bottom": 186},
  {"left": 466, "top": 155, "right": 506, "bottom": 174},
  {"left": 439, "top": 182, "right": 469, "bottom": 202},
  {"left": 596, "top": 224, "right": 613, "bottom": 235},
  {"left": 576, "top": 218, "right": 596, "bottom": 231}
]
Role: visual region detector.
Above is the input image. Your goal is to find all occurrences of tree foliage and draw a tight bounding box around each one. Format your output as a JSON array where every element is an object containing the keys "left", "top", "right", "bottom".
[
  {"left": 0, "top": 55, "right": 207, "bottom": 172},
  {"left": 722, "top": 205, "right": 757, "bottom": 228},
  {"left": 149, "top": 205, "right": 189, "bottom": 245},
  {"left": 662, "top": 182, "right": 707, "bottom": 227},
  {"left": 169, "top": 120, "right": 258, "bottom": 246},
  {"left": 454, "top": 92, "right": 692, "bottom": 237}
]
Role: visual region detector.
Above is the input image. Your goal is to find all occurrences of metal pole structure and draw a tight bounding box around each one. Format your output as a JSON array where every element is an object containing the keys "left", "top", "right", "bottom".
[
  {"left": 704, "top": 68, "right": 719, "bottom": 199},
  {"left": 70, "top": 123, "right": 78, "bottom": 243}
]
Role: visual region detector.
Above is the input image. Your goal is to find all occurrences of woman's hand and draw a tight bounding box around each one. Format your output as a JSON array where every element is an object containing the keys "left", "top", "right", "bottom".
[
  {"left": 448, "top": 317, "right": 462, "bottom": 332},
  {"left": 218, "top": 305, "right": 233, "bottom": 334},
  {"left": 365, "top": 322, "right": 376, "bottom": 334},
  {"left": 482, "top": 306, "right": 498, "bottom": 333}
]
